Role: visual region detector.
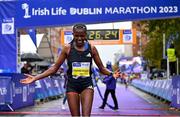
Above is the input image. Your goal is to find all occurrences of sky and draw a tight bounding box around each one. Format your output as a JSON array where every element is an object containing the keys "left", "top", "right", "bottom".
[{"left": 20, "top": 21, "right": 132, "bottom": 65}]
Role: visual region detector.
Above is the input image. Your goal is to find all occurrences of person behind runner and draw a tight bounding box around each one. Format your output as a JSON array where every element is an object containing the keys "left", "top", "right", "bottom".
[
  {"left": 20, "top": 24, "right": 120, "bottom": 116},
  {"left": 60, "top": 63, "right": 68, "bottom": 110},
  {"left": 99, "top": 61, "right": 119, "bottom": 110}
]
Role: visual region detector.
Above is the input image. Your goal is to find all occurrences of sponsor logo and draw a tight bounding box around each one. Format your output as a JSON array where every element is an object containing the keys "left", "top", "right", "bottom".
[
  {"left": 2, "top": 18, "right": 14, "bottom": 34},
  {"left": 22, "top": 3, "right": 31, "bottom": 18},
  {"left": 86, "top": 53, "right": 91, "bottom": 57}
]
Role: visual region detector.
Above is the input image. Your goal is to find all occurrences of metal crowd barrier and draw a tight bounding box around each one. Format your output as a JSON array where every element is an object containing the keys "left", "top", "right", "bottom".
[
  {"left": 0, "top": 73, "right": 35, "bottom": 111},
  {"left": 0, "top": 73, "right": 65, "bottom": 111},
  {"left": 132, "top": 76, "right": 180, "bottom": 109}
]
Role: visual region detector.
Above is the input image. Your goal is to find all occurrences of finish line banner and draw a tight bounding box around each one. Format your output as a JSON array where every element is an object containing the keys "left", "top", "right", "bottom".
[{"left": 16, "top": 0, "right": 180, "bottom": 28}]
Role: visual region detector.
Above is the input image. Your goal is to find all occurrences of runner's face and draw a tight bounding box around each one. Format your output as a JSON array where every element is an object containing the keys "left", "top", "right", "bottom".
[{"left": 73, "top": 31, "right": 86, "bottom": 47}]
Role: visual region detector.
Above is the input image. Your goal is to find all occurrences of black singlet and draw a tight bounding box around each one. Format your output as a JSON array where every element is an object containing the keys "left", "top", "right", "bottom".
[{"left": 66, "top": 42, "right": 93, "bottom": 93}]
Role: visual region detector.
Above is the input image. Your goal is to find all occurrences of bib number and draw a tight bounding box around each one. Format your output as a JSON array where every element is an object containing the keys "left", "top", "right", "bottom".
[{"left": 72, "top": 62, "right": 90, "bottom": 78}]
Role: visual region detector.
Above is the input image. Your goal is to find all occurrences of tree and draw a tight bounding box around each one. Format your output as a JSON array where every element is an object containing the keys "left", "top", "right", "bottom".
[{"left": 140, "top": 18, "right": 180, "bottom": 68}]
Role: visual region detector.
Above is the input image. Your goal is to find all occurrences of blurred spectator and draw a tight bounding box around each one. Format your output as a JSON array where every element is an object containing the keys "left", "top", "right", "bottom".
[
  {"left": 121, "top": 72, "right": 129, "bottom": 89},
  {"left": 21, "top": 62, "right": 33, "bottom": 74},
  {"left": 59, "top": 64, "right": 68, "bottom": 110}
]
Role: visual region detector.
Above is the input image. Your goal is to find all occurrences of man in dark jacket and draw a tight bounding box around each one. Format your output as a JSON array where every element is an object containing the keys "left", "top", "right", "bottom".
[{"left": 99, "top": 61, "right": 119, "bottom": 110}]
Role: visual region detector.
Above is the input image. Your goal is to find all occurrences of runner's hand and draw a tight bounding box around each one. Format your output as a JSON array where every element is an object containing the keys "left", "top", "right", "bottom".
[{"left": 20, "top": 74, "right": 36, "bottom": 84}]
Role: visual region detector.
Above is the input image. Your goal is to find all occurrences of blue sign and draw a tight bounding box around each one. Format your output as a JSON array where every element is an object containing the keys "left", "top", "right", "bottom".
[
  {"left": 0, "top": 75, "right": 12, "bottom": 105},
  {"left": 123, "top": 29, "right": 132, "bottom": 43},
  {"left": 0, "top": 1, "right": 17, "bottom": 73},
  {"left": 16, "top": 0, "right": 180, "bottom": 28},
  {"left": 171, "top": 76, "right": 180, "bottom": 109},
  {"left": 64, "top": 31, "right": 73, "bottom": 44},
  {"left": 26, "top": 28, "right": 37, "bottom": 48}
]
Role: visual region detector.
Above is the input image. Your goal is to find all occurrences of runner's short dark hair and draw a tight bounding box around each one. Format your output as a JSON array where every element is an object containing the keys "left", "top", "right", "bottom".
[{"left": 73, "top": 24, "right": 87, "bottom": 32}]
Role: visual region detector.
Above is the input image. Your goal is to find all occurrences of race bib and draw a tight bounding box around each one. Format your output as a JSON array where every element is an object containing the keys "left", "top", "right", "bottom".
[{"left": 72, "top": 62, "right": 90, "bottom": 78}]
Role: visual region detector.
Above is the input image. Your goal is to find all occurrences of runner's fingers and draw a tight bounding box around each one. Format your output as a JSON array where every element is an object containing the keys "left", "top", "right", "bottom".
[{"left": 20, "top": 79, "right": 26, "bottom": 83}]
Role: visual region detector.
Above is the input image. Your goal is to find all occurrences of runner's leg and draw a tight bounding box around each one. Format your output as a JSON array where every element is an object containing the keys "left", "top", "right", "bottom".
[
  {"left": 66, "top": 92, "right": 80, "bottom": 116},
  {"left": 81, "top": 88, "right": 94, "bottom": 116}
]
